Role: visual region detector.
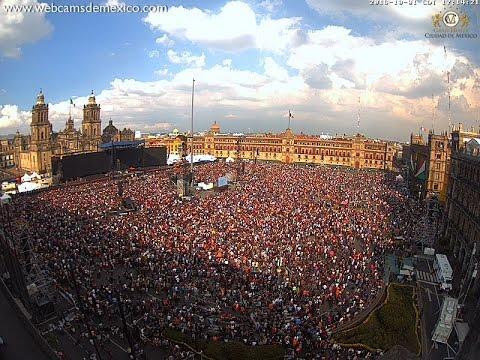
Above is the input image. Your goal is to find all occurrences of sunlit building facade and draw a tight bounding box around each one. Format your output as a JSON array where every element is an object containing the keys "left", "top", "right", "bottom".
[{"left": 146, "top": 122, "right": 395, "bottom": 170}]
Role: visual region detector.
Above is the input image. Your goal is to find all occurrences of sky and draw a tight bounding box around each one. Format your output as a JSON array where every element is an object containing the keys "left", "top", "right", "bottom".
[{"left": 0, "top": 0, "right": 479, "bottom": 141}]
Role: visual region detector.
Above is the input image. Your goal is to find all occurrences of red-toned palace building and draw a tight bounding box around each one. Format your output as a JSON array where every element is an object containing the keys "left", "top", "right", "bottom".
[{"left": 146, "top": 122, "right": 395, "bottom": 171}]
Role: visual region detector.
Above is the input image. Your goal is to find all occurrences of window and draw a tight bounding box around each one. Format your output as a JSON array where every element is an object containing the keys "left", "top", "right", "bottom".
[{"left": 433, "top": 183, "right": 439, "bottom": 190}]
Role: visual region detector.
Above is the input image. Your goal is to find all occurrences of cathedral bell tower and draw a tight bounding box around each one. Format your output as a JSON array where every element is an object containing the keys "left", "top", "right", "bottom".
[
  {"left": 30, "top": 90, "right": 53, "bottom": 172},
  {"left": 82, "top": 90, "right": 102, "bottom": 151}
]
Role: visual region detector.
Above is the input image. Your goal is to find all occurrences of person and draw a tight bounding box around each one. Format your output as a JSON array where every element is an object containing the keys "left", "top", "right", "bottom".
[{"left": 11, "top": 162, "right": 420, "bottom": 357}]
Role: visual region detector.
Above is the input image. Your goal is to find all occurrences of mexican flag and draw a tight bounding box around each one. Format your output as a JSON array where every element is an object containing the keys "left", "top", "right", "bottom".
[{"left": 415, "top": 160, "right": 427, "bottom": 180}]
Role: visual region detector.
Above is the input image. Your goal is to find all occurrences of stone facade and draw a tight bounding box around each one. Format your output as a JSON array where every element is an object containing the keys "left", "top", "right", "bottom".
[
  {"left": 146, "top": 122, "right": 395, "bottom": 170},
  {"left": 12, "top": 90, "right": 102, "bottom": 173},
  {"left": 101, "top": 119, "right": 135, "bottom": 144},
  {"left": 442, "top": 149, "right": 480, "bottom": 359},
  {"left": 408, "top": 132, "right": 451, "bottom": 201}
]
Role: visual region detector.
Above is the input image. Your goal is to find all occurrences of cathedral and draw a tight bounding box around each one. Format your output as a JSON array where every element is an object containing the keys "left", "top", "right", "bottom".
[{"left": 13, "top": 90, "right": 102, "bottom": 173}]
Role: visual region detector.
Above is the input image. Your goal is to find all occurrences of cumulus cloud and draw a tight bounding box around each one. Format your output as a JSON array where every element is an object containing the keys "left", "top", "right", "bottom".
[
  {"left": 302, "top": 64, "right": 332, "bottom": 90},
  {"left": 155, "top": 34, "right": 174, "bottom": 47},
  {"left": 0, "top": 105, "right": 30, "bottom": 130},
  {"left": 305, "top": 0, "right": 444, "bottom": 38},
  {"left": 4, "top": 15, "right": 480, "bottom": 141},
  {"left": 154, "top": 68, "right": 169, "bottom": 77},
  {"left": 259, "top": 0, "right": 283, "bottom": 12},
  {"left": 104, "top": 0, "right": 125, "bottom": 6},
  {"left": 143, "top": 1, "right": 302, "bottom": 53},
  {"left": 263, "top": 57, "right": 289, "bottom": 82},
  {"left": 0, "top": 0, "right": 53, "bottom": 58},
  {"left": 167, "top": 50, "right": 206, "bottom": 68},
  {"left": 148, "top": 50, "right": 160, "bottom": 58}
]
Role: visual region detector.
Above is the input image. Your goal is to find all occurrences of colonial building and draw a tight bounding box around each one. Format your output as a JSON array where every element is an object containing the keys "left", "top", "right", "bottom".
[
  {"left": 442, "top": 143, "right": 480, "bottom": 359},
  {"left": 408, "top": 132, "right": 451, "bottom": 201},
  {"left": 53, "top": 115, "right": 82, "bottom": 155},
  {"left": 101, "top": 119, "right": 135, "bottom": 144},
  {"left": 0, "top": 139, "right": 15, "bottom": 169},
  {"left": 146, "top": 122, "right": 395, "bottom": 170},
  {"left": 12, "top": 90, "right": 103, "bottom": 173},
  {"left": 451, "top": 123, "right": 480, "bottom": 152},
  {"left": 408, "top": 125, "right": 480, "bottom": 202}
]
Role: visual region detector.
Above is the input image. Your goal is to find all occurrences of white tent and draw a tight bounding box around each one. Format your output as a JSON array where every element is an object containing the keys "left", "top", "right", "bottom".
[
  {"left": 21, "top": 173, "right": 32, "bottom": 183},
  {"left": 18, "top": 182, "right": 41, "bottom": 193},
  {"left": 31, "top": 172, "right": 40, "bottom": 180},
  {"left": 184, "top": 154, "right": 217, "bottom": 163},
  {"left": 197, "top": 182, "right": 214, "bottom": 190},
  {"left": 226, "top": 157, "right": 235, "bottom": 163},
  {"left": 167, "top": 154, "right": 181, "bottom": 165},
  {"left": 395, "top": 174, "right": 404, "bottom": 182},
  {"left": 0, "top": 193, "right": 12, "bottom": 205}
]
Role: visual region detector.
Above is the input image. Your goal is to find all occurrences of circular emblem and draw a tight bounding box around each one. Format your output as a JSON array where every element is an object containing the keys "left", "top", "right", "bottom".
[{"left": 443, "top": 11, "right": 459, "bottom": 27}]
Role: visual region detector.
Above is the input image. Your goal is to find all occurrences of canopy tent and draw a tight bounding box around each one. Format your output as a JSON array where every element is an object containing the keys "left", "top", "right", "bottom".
[
  {"left": 18, "top": 182, "right": 41, "bottom": 193},
  {"left": 197, "top": 182, "right": 214, "bottom": 190},
  {"left": 184, "top": 154, "right": 217, "bottom": 163},
  {"left": 21, "top": 173, "right": 32, "bottom": 183},
  {"left": 0, "top": 193, "right": 12, "bottom": 205},
  {"left": 167, "top": 154, "right": 181, "bottom": 165},
  {"left": 31, "top": 172, "right": 40, "bottom": 180},
  {"left": 226, "top": 157, "right": 235, "bottom": 163}
]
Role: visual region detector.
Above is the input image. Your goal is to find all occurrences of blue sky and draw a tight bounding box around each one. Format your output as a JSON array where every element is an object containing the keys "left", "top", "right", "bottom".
[{"left": 0, "top": 0, "right": 479, "bottom": 141}]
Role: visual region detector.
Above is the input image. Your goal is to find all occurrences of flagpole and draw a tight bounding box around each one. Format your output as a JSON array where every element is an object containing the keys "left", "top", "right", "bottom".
[
  {"left": 190, "top": 78, "right": 195, "bottom": 181},
  {"left": 288, "top": 110, "right": 291, "bottom": 129}
]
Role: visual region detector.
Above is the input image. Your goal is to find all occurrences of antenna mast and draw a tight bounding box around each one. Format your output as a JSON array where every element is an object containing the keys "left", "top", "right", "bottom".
[
  {"left": 444, "top": 46, "right": 452, "bottom": 132},
  {"left": 190, "top": 78, "right": 195, "bottom": 178},
  {"left": 431, "top": 94, "right": 436, "bottom": 133},
  {"left": 357, "top": 96, "right": 361, "bottom": 133}
]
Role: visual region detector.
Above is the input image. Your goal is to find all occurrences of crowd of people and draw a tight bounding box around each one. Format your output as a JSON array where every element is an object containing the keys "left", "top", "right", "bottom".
[{"left": 10, "top": 162, "right": 421, "bottom": 358}]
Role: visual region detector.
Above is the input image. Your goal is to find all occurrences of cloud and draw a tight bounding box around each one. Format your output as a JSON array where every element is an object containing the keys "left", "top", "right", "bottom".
[
  {"left": 167, "top": 50, "right": 206, "bottom": 68},
  {"left": 104, "top": 0, "right": 125, "bottom": 6},
  {"left": 259, "top": 0, "right": 283, "bottom": 12},
  {"left": 4, "top": 20, "right": 479, "bottom": 141},
  {"left": 308, "top": 0, "right": 438, "bottom": 26},
  {"left": 141, "top": 122, "right": 172, "bottom": 132},
  {"left": 264, "top": 57, "right": 289, "bottom": 81},
  {"left": 154, "top": 68, "right": 169, "bottom": 77},
  {"left": 148, "top": 50, "right": 160, "bottom": 58},
  {"left": 302, "top": 64, "right": 332, "bottom": 90},
  {"left": 0, "top": 0, "right": 53, "bottom": 58},
  {"left": 143, "top": 1, "right": 302, "bottom": 53},
  {"left": 0, "top": 105, "right": 30, "bottom": 130},
  {"left": 155, "top": 34, "right": 174, "bottom": 47}
]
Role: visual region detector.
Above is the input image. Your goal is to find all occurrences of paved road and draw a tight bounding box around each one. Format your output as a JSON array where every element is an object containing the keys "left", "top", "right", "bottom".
[
  {"left": 0, "top": 288, "right": 52, "bottom": 360},
  {"left": 416, "top": 257, "right": 459, "bottom": 360}
]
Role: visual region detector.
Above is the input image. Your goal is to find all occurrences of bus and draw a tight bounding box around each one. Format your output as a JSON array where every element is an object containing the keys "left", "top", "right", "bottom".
[{"left": 434, "top": 254, "right": 453, "bottom": 291}]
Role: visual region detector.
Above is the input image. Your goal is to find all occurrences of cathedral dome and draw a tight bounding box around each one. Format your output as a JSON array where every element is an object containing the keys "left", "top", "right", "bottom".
[{"left": 210, "top": 121, "right": 220, "bottom": 134}]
